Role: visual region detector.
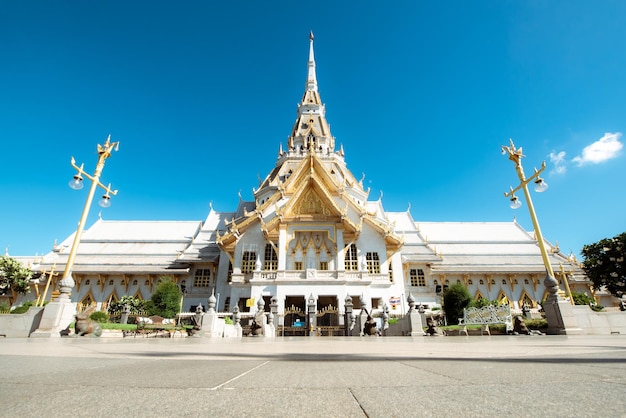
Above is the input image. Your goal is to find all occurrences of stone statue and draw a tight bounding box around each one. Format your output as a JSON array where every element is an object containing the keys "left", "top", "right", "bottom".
[
  {"left": 74, "top": 308, "right": 102, "bottom": 337},
  {"left": 425, "top": 316, "right": 444, "bottom": 336},
  {"left": 363, "top": 314, "right": 378, "bottom": 336},
  {"left": 250, "top": 309, "right": 265, "bottom": 336},
  {"left": 513, "top": 315, "right": 531, "bottom": 335}
]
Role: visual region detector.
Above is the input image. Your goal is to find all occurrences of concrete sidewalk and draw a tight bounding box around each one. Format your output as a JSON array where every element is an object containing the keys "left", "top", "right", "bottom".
[{"left": 1, "top": 335, "right": 625, "bottom": 417}]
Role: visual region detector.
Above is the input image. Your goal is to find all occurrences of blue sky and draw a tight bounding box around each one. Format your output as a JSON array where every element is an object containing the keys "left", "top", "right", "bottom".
[{"left": 1, "top": 1, "right": 625, "bottom": 260}]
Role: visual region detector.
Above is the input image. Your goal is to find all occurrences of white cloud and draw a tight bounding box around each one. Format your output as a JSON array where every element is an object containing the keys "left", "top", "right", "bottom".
[
  {"left": 549, "top": 150, "right": 567, "bottom": 175},
  {"left": 572, "top": 132, "right": 623, "bottom": 166}
]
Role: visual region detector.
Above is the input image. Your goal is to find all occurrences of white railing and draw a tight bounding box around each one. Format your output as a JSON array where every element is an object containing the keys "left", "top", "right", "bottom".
[{"left": 238, "top": 270, "right": 392, "bottom": 283}]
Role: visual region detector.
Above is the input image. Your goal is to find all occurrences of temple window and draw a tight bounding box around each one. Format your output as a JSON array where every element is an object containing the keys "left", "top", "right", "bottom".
[
  {"left": 194, "top": 268, "right": 212, "bottom": 287},
  {"left": 241, "top": 251, "right": 256, "bottom": 274},
  {"left": 264, "top": 243, "right": 278, "bottom": 271},
  {"left": 344, "top": 244, "right": 358, "bottom": 271},
  {"left": 366, "top": 252, "right": 380, "bottom": 274},
  {"left": 319, "top": 261, "right": 328, "bottom": 270},
  {"left": 295, "top": 262, "right": 303, "bottom": 270},
  {"left": 410, "top": 269, "right": 426, "bottom": 287}
]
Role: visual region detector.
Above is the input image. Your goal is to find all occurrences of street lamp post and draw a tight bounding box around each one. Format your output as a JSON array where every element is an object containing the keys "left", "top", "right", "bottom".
[
  {"left": 57, "top": 135, "right": 119, "bottom": 300},
  {"left": 502, "top": 139, "right": 577, "bottom": 334},
  {"left": 32, "top": 135, "right": 119, "bottom": 337}
]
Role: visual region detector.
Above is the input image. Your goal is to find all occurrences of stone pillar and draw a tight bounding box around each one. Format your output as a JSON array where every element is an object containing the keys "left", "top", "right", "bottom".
[
  {"left": 270, "top": 296, "right": 278, "bottom": 317},
  {"left": 208, "top": 290, "right": 216, "bottom": 313},
  {"left": 120, "top": 304, "right": 130, "bottom": 325},
  {"left": 200, "top": 290, "right": 223, "bottom": 337},
  {"left": 267, "top": 296, "right": 278, "bottom": 338},
  {"left": 266, "top": 309, "right": 275, "bottom": 339},
  {"left": 30, "top": 296, "right": 77, "bottom": 338},
  {"left": 542, "top": 273, "right": 583, "bottom": 335},
  {"left": 358, "top": 295, "right": 368, "bottom": 336},
  {"left": 418, "top": 301, "right": 427, "bottom": 329},
  {"left": 233, "top": 305, "right": 242, "bottom": 338},
  {"left": 307, "top": 294, "right": 316, "bottom": 336},
  {"left": 406, "top": 292, "right": 425, "bottom": 337},
  {"left": 382, "top": 304, "right": 390, "bottom": 336},
  {"left": 344, "top": 295, "right": 354, "bottom": 336}
]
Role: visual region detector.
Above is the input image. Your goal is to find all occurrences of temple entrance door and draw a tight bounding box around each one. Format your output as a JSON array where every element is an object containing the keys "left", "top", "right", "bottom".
[
  {"left": 316, "top": 295, "right": 342, "bottom": 336},
  {"left": 281, "top": 296, "right": 306, "bottom": 336}
]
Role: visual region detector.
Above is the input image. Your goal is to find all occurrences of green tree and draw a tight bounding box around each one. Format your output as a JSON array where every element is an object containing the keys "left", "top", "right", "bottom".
[
  {"left": 0, "top": 255, "right": 33, "bottom": 298},
  {"left": 145, "top": 276, "right": 182, "bottom": 318},
  {"left": 581, "top": 232, "right": 626, "bottom": 298},
  {"left": 443, "top": 283, "right": 471, "bottom": 325}
]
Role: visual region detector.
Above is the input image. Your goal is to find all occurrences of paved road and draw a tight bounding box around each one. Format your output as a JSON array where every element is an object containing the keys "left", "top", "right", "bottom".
[{"left": 1, "top": 335, "right": 625, "bottom": 417}]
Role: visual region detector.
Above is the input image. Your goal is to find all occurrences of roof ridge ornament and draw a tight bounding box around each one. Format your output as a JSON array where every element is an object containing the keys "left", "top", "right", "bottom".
[{"left": 306, "top": 31, "right": 317, "bottom": 92}]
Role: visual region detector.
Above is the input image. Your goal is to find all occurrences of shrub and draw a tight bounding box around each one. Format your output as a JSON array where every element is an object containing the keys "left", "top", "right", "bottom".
[
  {"left": 443, "top": 283, "right": 471, "bottom": 325},
  {"left": 0, "top": 302, "right": 10, "bottom": 314},
  {"left": 108, "top": 295, "right": 147, "bottom": 316},
  {"left": 571, "top": 291, "right": 604, "bottom": 311},
  {"left": 572, "top": 291, "right": 596, "bottom": 306},
  {"left": 468, "top": 297, "right": 498, "bottom": 309},
  {"left": 89, "top": 311, "right": 110, "bottom": 323},
  {"left": 145, "top": 276, "right": 182, "bottom": 318}
]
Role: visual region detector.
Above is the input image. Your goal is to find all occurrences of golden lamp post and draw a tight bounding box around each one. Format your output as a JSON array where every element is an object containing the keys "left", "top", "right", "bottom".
[
  {"left": 501, "top": 139, "right": 568, "bottom": 334},
  {"left": 56, "top": 136, "right": 119, "bottom": 300}
]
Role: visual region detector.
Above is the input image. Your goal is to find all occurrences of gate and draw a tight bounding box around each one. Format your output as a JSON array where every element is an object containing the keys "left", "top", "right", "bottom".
[
  {"left": 280, "top": 305, "right": 307, "bottom": 336},
  {"left": 315, "top": 305, "right": 343, "bottom": 336}
]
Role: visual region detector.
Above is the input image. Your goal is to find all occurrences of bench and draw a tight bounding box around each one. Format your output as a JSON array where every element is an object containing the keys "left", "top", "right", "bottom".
[
  {"left": 458, "top": 305, "right": 513, "bottom": 336},
  {"left": 122, "top": 316, "right": 184, "bottom": 338}
]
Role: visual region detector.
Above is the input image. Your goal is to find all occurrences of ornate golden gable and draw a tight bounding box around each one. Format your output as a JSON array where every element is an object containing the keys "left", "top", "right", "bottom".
[{"left": 294, "top": 188, "right": 332, "bottom": 216}]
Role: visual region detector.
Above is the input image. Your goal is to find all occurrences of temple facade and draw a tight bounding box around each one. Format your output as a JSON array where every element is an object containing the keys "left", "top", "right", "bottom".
[{"left": 25, "top": 34, "right": 593, "bottom": 322}]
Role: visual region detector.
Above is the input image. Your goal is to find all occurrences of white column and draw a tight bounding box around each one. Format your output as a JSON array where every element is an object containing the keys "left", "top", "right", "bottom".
[
  {"left": 337, "top": 229, "right": 345, "bottom": 270},
  {"left": 278, "top": 227, "right": 287, "bottom": 270}
]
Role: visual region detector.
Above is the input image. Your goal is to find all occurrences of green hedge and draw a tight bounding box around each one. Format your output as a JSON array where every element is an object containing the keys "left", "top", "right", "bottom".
[
  {"left": 10, "top": 302, "right": 33, "bottom": 314},
  {"left": 89, "top": 311, "right": 110, "bottom": 323}
]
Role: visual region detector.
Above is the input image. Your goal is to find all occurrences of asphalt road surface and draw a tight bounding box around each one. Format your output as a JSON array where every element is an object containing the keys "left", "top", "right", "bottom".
[{"left": 1, "top": 335, "right": 625, "bottom": 417}]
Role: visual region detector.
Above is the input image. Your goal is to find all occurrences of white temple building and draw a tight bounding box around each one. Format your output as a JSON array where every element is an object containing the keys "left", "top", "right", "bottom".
[{"left": 25, "top": 33, "right": 593, "bottom": 323}]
